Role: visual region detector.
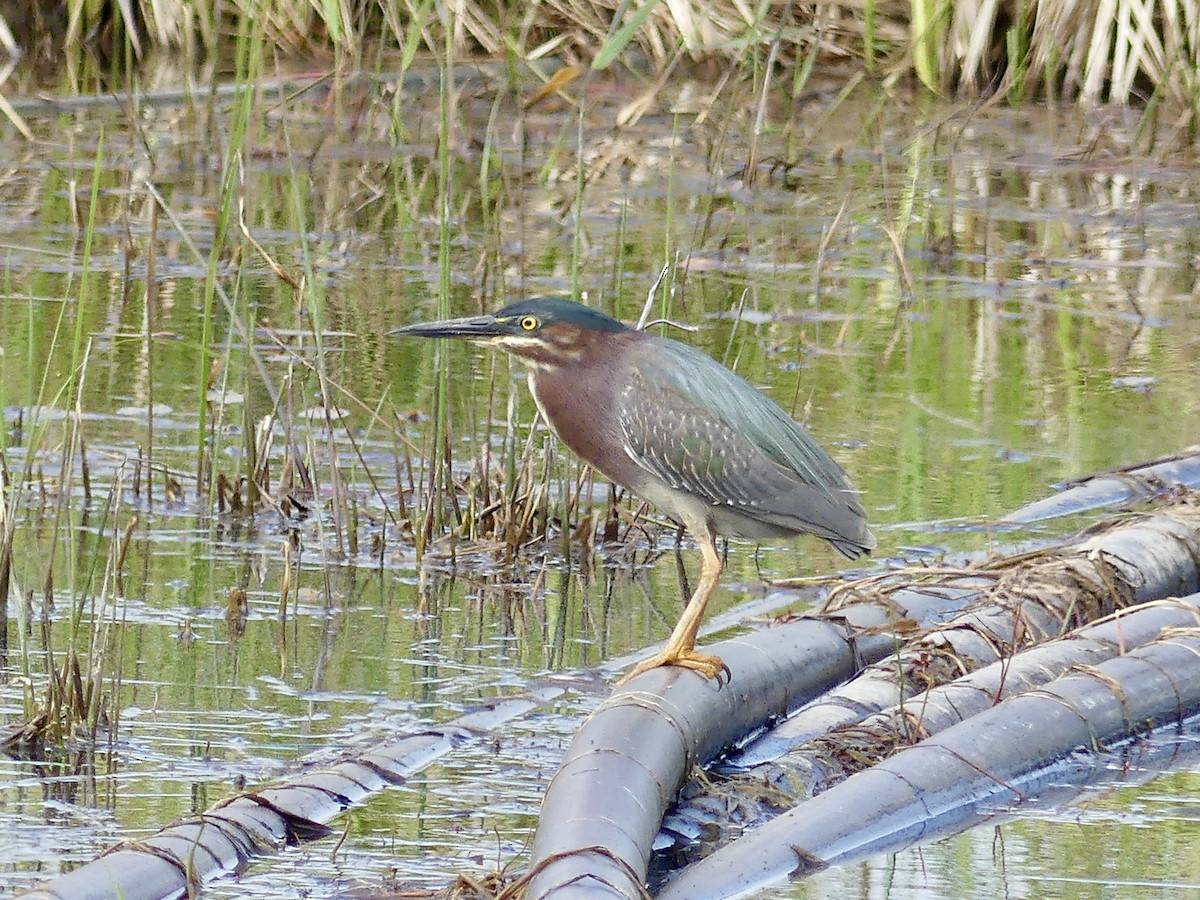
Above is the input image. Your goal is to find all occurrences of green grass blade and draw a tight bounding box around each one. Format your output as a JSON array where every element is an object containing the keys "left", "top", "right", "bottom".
[{"left": 593, "top": 0, "right": 662, "bottom": 71}]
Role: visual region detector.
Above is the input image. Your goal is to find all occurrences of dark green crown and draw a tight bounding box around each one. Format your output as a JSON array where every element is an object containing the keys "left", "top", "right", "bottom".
[{"left": 494, "top": 297, "right": 628, "bottom": 333}]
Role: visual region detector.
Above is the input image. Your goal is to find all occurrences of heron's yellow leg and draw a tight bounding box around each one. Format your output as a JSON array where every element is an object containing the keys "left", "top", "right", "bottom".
[{"left": 618, "top": 535, "right": 727, "bottom": 684}]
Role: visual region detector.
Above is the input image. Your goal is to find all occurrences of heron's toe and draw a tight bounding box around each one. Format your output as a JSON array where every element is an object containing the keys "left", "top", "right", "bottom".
[{"left": 616, "top": 649, "right": 729, "bottom": 686}]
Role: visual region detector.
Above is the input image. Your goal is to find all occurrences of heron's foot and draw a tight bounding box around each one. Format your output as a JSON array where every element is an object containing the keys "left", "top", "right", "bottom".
[{"left": 616, "top": 648, "right": 730, "bottom": 686}]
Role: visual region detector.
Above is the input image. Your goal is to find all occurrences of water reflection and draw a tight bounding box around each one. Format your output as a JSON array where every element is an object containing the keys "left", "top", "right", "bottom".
[{"left": 1, "top": 79, "right": 1199, "bottom": 895}]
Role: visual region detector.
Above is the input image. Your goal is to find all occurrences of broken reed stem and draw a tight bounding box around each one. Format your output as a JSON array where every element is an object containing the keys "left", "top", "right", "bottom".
[
  {"left": 145, "top": 191, "right": 158, "bottom": 512},
  {"left": 114, "top": 516, "right": 138, "bottom": 597},
  {"left": 78, "top": 419, "right": 91, "bottom": 501},
  {"left": 278, "top": 533, "right": 294, "bottom": 676},
  {"left": 0, "top": 451, "right": 12, "bottom": 655}
]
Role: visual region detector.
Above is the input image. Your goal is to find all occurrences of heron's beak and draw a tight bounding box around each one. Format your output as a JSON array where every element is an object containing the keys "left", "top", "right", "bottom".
[{"left": 388, "top": 314, "right": 509, "bottom": 341}]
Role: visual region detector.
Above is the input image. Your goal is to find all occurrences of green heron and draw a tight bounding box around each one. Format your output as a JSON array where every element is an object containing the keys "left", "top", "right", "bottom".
[{"left": 392, "top": 298, "right": 874, "bottom": 683}]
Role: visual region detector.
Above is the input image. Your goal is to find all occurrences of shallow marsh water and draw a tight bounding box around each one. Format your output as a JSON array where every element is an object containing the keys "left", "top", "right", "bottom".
[{"left": 1, "top": 66, "right": 1200, "bottom": 896}]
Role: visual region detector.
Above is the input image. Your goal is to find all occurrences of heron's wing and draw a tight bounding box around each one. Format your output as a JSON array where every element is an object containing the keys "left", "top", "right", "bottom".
[{"left": 618, "top": 338, "right": 873, "bottom": 555}]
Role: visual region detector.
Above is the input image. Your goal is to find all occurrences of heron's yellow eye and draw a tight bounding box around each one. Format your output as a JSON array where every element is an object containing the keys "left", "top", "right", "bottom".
[{"left": 519, "top": 315, "right": 539, "bottom": 331}]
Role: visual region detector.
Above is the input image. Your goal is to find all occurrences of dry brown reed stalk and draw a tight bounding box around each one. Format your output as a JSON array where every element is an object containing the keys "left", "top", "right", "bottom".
[
  {"left": 911, "top": 0, "right": 1200, "bottom": 114},
  {"left": 0, "top": 454, "right": 13, "bottom": 653},
  {"left": 278, "top": 530, "right": 298, "bottom": 675},
  {"left": 3, "top": 463, "right": 137, "bottom": 752},
  {"left": 4, "top": 1, "right": 1195, "bottom": 114},
  {"left": 113, "top": 515, "right": 137, "bottom": 597}
]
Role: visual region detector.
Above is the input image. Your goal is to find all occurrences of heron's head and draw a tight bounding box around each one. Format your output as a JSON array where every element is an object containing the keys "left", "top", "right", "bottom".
[{"left": 390, "top": 298, "right": 631, "bottom": 370}]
